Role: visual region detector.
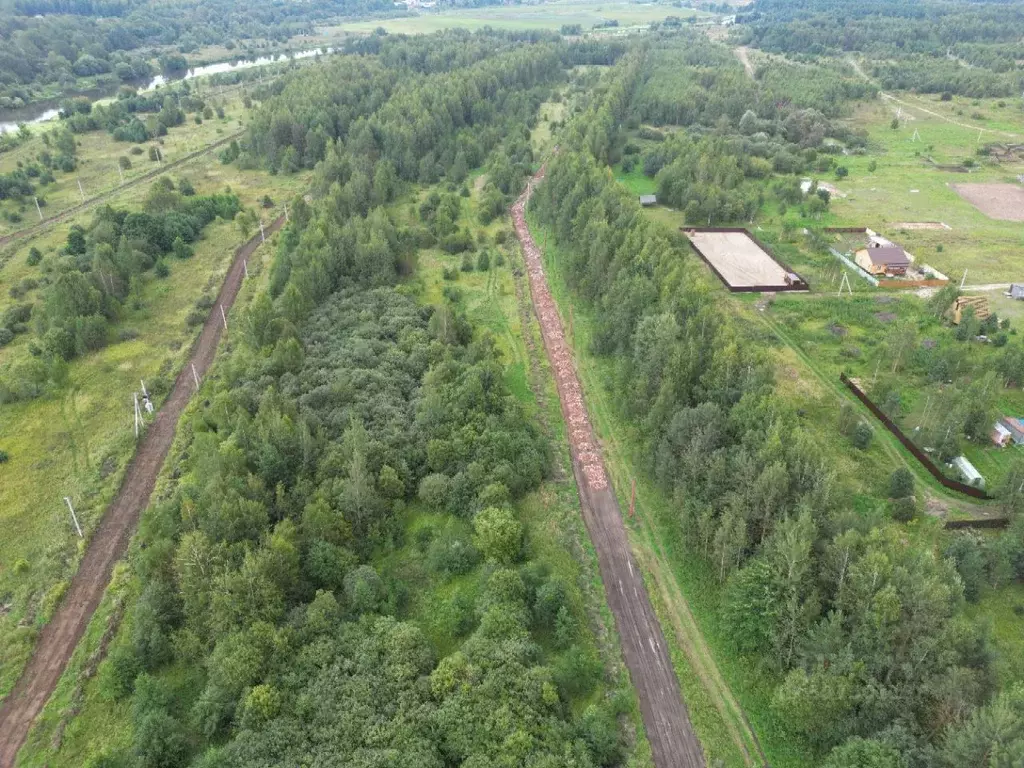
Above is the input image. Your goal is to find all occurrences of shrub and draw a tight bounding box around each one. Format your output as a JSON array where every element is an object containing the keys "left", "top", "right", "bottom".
[
  {"left": 851, "top": 422, "right": 873, "bottom": 450},
  {"left": 472, "top": 506, "right": 523, "bottom": 564},
  {"left": 0, "top": 449, "right": 9, "bottom": 463},
  {"left": 476, "top": 250, "right": 490, "bottom": 271},
  {"left": 891, "top": 496, "right": 916, "bottom": 523},
  {"left": 0, "top": 328, "right": 13, "bottom": 347},
  {"left": 889, "top": 468, "right": 914, "bottom": 499},
  {"left": 26, "top": 247, "right": 42, "bottom": 266},
  {"left": 154, "top": 260, "right": 170, "bottom": 278},
  {"left": 460, "top": 253, "right": 474, "bottom": 272}
]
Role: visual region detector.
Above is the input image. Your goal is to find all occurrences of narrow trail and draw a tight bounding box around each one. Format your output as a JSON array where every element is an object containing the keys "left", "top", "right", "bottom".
[
  {"left": 734, "top": 46, "right": 755, "bottom": 79},
  {"left": 0, "top": 131, "right": 244, "bottom": 249},
  {"left": 845, "top": 55, "right": 1020, "bottom": 139},
  {"left": 512, "top": 170, "right": 705, "bottom": 768},
  {"left": 0, "top": 213, "right": 285, "bottom": 768}
]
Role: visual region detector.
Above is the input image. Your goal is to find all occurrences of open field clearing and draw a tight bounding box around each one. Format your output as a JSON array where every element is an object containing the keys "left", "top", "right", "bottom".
[
  {"left": 953, "top": 182, "right": 1024, "bottom": 221},
  {"left": 327, "top": 0, "right": 704, "bottom": 34},
  {"left": 815, "top": 97, "right": 1024, "bottom": 283},
  {"left": 0, "top": 90, "right": 252, "bottom": 240},
  {"left": 0, "top": 145, "right": 309, "bottom": 699}
]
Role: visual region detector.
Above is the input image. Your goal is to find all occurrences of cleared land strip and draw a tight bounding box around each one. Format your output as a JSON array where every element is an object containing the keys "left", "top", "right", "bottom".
[
  {"left": 0, "top": 131, "right": 244, "bottom": 249},
  {"left": 0, "top": 213, "right": 285, "bottom": 768},
  {"left": 512, "top": 171, "right": 705, "bottom": 768}
]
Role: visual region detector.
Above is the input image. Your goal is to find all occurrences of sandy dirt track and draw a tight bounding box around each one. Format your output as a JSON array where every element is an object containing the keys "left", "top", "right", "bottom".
[
  {"left": 512, "top": 171, "right": 705, "bottom": 768},
  {"left": 0, "top": 213, "right": 285, "bottom": 768}
]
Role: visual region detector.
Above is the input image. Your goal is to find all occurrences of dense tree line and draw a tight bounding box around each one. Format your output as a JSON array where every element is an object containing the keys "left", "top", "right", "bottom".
[
  {"left": 244, "top": 34, "right": 562, "bottom": 176},
  {"left": 0, "top": 0, "right": 397, "bottom": 109},
  {"left": 738, "top": 0, "right": 1024, "bottom": 97},
  {"left": 532, "top": 51, "right": 1019, "bottom": 767},
  {"left": 102, "top": 276, "right": 621, "bottom": 768}
]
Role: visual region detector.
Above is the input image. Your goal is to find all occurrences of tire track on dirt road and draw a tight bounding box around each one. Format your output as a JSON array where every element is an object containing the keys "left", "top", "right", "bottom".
[
  {"left": 0, "top": 131, "right": 244, "bottom": 250},
  {"left": 0, "top": 212, "right": 285, "bottom": 768},
  {"left": 512, "top": 170, "right": 705, "bottom": 768}
]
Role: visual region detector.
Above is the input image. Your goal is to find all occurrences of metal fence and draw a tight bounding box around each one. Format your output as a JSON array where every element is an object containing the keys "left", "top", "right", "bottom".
[{"left": 839, "top": 373, "right": 992, "bottom": 500}]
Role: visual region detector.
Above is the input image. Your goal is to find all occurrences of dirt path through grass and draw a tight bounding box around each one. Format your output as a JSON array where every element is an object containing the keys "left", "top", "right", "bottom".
[
  {"left": 734, "top": 47, "right": 755, "bottom": 78},
  {"left": 0, "top": 213, "right": 284, "bottom": 768},
  {"left": 513, "top": 170, "right": 705, "bottom": 768}
]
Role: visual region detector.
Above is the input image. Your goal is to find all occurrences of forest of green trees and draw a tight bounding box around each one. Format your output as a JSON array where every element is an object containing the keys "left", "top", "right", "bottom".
[
  {"left": 82, "top": 32, "right": 638, "bottom": 768},
  {"left": 0, "top": 0, "right": 396, "bottom": 109},
  {"left": 739, "top": 0, "right": 1024, "bottom": 96},
  {"left": 6, "top": 5, "right": 1024, "bottom": 767},
  {"left": 530, "top": 40, "right": 1024, "bottom": 767}
]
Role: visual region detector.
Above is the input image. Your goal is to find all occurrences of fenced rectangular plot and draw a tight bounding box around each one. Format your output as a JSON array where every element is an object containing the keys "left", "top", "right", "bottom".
[{"left": 684, "top": 228, "right": 808, "bottom": 292}]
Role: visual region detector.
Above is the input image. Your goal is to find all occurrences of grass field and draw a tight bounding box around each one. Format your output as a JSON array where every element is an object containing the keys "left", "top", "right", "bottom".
[
  {"left": 0, "top": 87, "right": 257, "bottom": 239},
  {"left": 797, "top": 95, "right": 1024, "bottom": 284},
  {"left": 0, "top": 109, "right": 309, "bottom": 699},
  {"left": 326, "top": 0, "right": 705, "bottom": 35}
]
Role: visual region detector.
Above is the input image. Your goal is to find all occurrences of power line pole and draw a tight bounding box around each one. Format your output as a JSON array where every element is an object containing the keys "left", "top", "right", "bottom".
[
  {"left": 259, "top": 218, "right": 265, "bottom": 244},
  {"left": 191, "top": 362, "right": 200, "bottom": 391},
  {"left": 34, "top": 196, "right": 43, "bottom": 221},
  {"left": 220, "top": 305, "right": 228, "bottom": 329},
  {"left": 243, "top": 259, "right": 249, "bottom": 278},
  {"left": 77, "top": 179, "right": 85, "bottom": 202},
  {"left": 133, "top": 392, "right": 142, "bottom": 438},
  {"left": 63, "top": 496, "right": 83, "bottom": 538},
  {"left": 116, "top": 162, "right": 124, "bottom": 184}
]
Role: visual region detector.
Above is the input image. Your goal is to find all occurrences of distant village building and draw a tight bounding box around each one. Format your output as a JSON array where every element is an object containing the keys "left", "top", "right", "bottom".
[
  {"left": 995, "top": 417, "right": 1024, "bottom": 446},
  {"left": 639, "top": 194, "right": 657, "bottom": 207},
  {"left": 992, "top": 421, "right": 1013, "bottom": 447},
  {"left": 854, "top": 243, "right": 910, "bottom": 276},
  {"left": 952, "top": 455, "right": 985, "bottom": 488},
  {"left": 952, "top": 295, "right": 991, "bottom": 324}
]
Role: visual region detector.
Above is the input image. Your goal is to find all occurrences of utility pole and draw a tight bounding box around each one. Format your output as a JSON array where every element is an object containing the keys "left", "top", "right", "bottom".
[
  {"left": 63, "top": 497, "right": 83, "bottom": 538},
  {"left": 628, "top": 478, "right": 637, "bottom": 519},
  {"left": 117, "top": 163, "right": 124, "bottom": 184},
  {"left": 133, "top": 392, "right": 142, "bottom": 438},
  {"left": 34, "top": 196, "right": 42, "bottom": 221},
  {"left": 77, "top": 178, "right": 85, "bottom": 202},
  {"left": 960, "top": 269, "right": 968, "bottom": 290},
  {"left": 191, "top": 362, "right": 200, "bottom": 391},
  {"left": 283, "top": 202, "right": 288, "bottom": 222},
  {"left": 243, "top": 259, "right": 249, "bottom": 278},
  {"left": 220, "top": 305, "right": 228, "bottom": 329},
  {"left": 259, "top": 218, "right": 265, "bottom": 244}
]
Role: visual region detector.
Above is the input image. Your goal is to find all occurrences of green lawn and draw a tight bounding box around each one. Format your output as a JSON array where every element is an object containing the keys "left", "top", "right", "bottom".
[{"left": 327, "top": 0, "right": 706, "bottom": 35}]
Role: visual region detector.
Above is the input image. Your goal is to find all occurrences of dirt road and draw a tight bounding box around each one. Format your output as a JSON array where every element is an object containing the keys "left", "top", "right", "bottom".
[
  {"left": 0, "top": 131, "right": 243, "bottom": 249},
  {"left": 512, "top": 172, "right": 705, "bottom": 768},
  {"left": 0, "top": 213, "right": 285, "bottom": 768}
]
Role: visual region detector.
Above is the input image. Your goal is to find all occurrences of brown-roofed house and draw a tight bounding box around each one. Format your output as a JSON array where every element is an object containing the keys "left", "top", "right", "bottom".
[{"left": 854, "top": 243, "right": 910, "bottom": 276}]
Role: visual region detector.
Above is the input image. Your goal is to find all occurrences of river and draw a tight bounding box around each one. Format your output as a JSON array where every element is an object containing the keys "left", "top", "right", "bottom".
[{"left": 0, "top": 47, "right": 332, "bottom": 135}]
